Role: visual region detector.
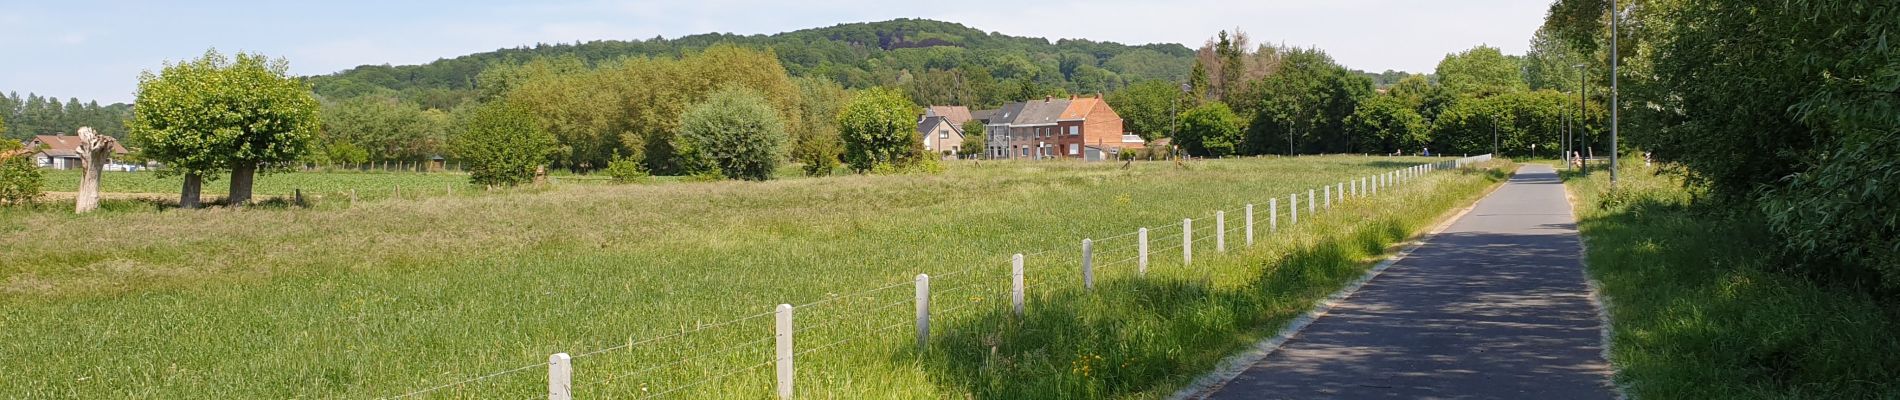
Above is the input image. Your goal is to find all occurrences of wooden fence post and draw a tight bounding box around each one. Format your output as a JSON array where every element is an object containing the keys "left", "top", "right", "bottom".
[
  {"left": 915, "top": 274, "right": 930, "bottom": 350},
  {"left": 1182, "top": 218, "right": 1194, "bottom": 266},
  {"left": 1012, "top": 254, "right": 1025, "bottom": 316},
  {"left": 1081, "top": 239, "right": 1094, "bottom": 290},
  {"left": 1138, "top": 228, "right": 1149, "bottom": 276},
  {"left": 775, "top": 304, "right": 794, "bottom": 399},
  {"left": 548, "top": 353, "right": 571, "bottom": 400}
]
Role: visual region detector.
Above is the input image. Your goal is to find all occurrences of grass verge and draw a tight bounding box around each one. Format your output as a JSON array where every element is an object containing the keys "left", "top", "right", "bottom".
[{"left": 1565, "top": 161, "right": 1900, "bottom": 399}]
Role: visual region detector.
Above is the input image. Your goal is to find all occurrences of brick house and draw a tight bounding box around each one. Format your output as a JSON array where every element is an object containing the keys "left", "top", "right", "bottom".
[{"left": 981, "top": 95, "right": 1140, "bottom": 160}]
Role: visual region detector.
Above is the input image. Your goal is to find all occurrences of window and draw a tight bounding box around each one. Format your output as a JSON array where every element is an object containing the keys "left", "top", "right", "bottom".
[
  {"left": 1068, "top": 144, "right": 1079, "bottom": 155},
  {"left": 1069, "top": 126, "right": 1079, "bottom": 136},
  {"left": 939, "top": 130, "right": 948, "bottom": 139}
]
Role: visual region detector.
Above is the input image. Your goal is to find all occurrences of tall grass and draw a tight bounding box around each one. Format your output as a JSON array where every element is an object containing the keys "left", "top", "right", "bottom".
[
  {"left": 1565, "top": 161, "right": 1900, "bottom": 399},
  {"left": 0, "top": 156, "right": 1499, "bottom": 398}
]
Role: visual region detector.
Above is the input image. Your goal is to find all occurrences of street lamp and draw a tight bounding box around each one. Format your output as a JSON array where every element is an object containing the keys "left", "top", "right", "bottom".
[
  {"left": 1609, "top": 1, "right": 1635, "bottom": 186},
  {"left": 1573, "top": 63, "right": 1587, "bottom": 173}
]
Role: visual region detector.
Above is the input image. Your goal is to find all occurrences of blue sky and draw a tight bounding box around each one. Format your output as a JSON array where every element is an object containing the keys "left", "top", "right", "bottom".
[{"left": 0, "top": 0, "right": 1551, "bottom": 104}]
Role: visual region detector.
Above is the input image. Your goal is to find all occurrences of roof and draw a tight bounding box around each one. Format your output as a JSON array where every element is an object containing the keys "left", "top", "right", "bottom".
[
  {"left": 1060, "top": 97, "right": 1103, "bottom": 120},
  {"left": 970, "top": 109, "right": 997, "bottom": 124},
  {"left": 29, "top": 134, "right": 129, "bottom": 158},
  {"left": 916, "top": 116, "right": 962, "bottom": 138},
  {"left": 989, "top": 102, "right": 1028, "bottom": 125},
  {"left": 923, "top": 106, "right": 973, "bottom": 127},
  {"left": 1012, "top": 98, "right": 1070, "bottom": 126}
]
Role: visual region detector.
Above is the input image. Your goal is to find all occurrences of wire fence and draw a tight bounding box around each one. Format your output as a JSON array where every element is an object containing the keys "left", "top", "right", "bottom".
[{"left": 375, "top": 155, "right": 1491, "bottom": 399}]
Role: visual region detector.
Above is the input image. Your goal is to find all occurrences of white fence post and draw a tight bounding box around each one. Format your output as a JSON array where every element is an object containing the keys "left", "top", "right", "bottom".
[
  {"left": 1308, "top": 189, "right": 1316, "bottom": 216},
  {"left": 775, "top": 304, "right": 794, "bottom": 400},
  {"left": 1011, "top": 254, "right": 1024, "bottom": 316},
  {"left": 1323, "top": 186, "right": 1331, "bottom": 209},
  {"left": 548, "top": 353, "right": 571, "bottom": 400},
  {"left": 915, "top": 274, "right": 930, "bottom": 350},
  {"left": 1183, "top": 218, "right": 1194, "bottom": 266},
  {"left": 1216, "top": 211, "right": 1226, "bottom": 252},
  {"left": 1269, "top": 198, "right": 1279, "bottom": 232},
  {"left": 1081, "top": 239, "right": 1094, "bottom": 290},
  {"left": 1338, "top": 182, "right": 1345, "bottom": 202},
  {"left": 1244, "top": 204, "right": 1255, "bottom": 246},
  {"left": 1290, "top": 194, "right": 1299, "bottom": 226},
  {"left": 1138, "top": 228, "right": 1149, "bottom": 277}
]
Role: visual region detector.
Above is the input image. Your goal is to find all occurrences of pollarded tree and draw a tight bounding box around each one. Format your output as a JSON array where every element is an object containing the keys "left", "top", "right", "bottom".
[
  {"left": 452, "top": 102, "right": 555, "bottom": 187},
  {"left": 1175, "top": 102, "right": 1244, "bottom": 157},
  {"left": 676, "top": 87, "right": 789, "bottom": 181},
  {"left": 837, "top": 87, "right": 920, "bottom": 172},
  {"left": 128, "top": 49, "right": 319, "bottom": 207}
]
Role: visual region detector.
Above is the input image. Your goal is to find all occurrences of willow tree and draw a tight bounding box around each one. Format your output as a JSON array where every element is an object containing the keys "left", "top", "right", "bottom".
[{"left": 128, "top": 49, "right": 318, "bottom": 207}]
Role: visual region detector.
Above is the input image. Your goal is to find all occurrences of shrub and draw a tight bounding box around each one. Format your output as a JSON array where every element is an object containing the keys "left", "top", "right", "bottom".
[
  {"left": 1175, "top": 102, "right": 1243, "bottom": 157},
  {"left": 452, "top": 102, "right": 555, "bottom": 187},
  {"left": 603, "top": 153, "right": 649, "bottom": 183},
  {"left": 1760, "top": 133, "right": 1900, "bottom": 290},
  {"left": 677, "top": 87, "right": 789, "bottom": 181},
  {"left": 838, "top": 87, "right": 920, "bottom": 172},
  {"left": 0, "top": 141, "right": 43, "bottom": 204}
]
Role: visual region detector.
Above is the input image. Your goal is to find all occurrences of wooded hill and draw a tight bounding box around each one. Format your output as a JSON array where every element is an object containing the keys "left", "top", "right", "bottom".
[{"left": 307, "top": 18, "right": 1197, "bottom": 110}]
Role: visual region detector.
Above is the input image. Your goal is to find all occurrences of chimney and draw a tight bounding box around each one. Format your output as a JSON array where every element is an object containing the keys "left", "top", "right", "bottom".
[
  {"left": 1070, "top": 94, "right": 1077, "bottom": 100},
  {"left": 1044, "top": 96, "right": 1052, "bottom": 103},
  {"left": 1095, "top": 92, "right": 1103, "bottom": 99}
]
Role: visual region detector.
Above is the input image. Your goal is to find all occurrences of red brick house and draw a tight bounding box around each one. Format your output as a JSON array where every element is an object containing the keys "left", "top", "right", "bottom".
[{"left": 1054, "top": 95, "right": 1142, "bottom": 160}]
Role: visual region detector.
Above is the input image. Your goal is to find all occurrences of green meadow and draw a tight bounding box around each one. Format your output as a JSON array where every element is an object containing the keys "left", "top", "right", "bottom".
[{"left": 0, "top": 156, "right": 1505, "bottom": 398}]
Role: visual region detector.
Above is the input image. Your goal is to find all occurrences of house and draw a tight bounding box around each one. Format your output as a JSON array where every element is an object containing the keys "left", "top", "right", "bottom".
[
  {"left": 982, "top": 94, "right": 1141, "bottom": 160},
  {"left": 917, "top": 106, "right": 973, "bottom": 157},
  {"left": 26, "top": 134, "right": 131, "bottom": 170}
]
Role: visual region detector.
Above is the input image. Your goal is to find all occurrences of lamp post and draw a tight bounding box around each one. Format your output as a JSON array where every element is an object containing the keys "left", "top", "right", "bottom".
[
  {"left": 1609, "top": 1, "right": 1633, "bottom": 187},
  {"left": 1574, "top": 63, "right": 1588, "bottom": 174}
]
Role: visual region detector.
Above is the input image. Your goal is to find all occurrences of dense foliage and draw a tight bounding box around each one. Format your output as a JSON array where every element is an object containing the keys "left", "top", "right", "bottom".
[
  {"left": 790, "top": 76, "right": 846, "bottom": 176},
  {"left": 0, "top": 137, "right": 42, "bottom": 204},
  {"left": 1174, "top": 102, "right": 1243, "bottom": 157},
  {"left": 1541, "top": 0, "right": 1900, "bottom": 291},
  {"left": 0, "top": 92, "right": 132, "bottom": 141},
  {"left": 675, "top": 87, "right": 789, "bottom": 181},
  {"left": 318, "top": 95, "right": 449, "bottom": 164},
  {"left": 128, "top": 49, "right": 320, "bottom": 206},
  {"left": 452, "top": 102, "right": 554, "bottom": 186},
  {"left": 1343, "top": 95, "right": 1429, "bottom": 154},
  {"left": 836, "top": 87, "right": 920, "bottom": 172}
]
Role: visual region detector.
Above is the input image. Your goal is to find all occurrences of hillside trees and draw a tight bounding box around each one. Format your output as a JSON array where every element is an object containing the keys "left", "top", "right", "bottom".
[
  {"left": 1233, "top": 47, "right": 1372, "bottom": 155},
  {"left": 320, "top": 96, "right": 450, "bottom": 163},
  {"left": 1107, "top": 80, "right": 1190, "bottom": 140},
  {"left": 0, "top": 92, "right": 132, "bottom": 141},
  {"left": 675, "top": 87, "right": 789, "bottom": 181},
  {"left": 837, "top": 87, "right": 921, "bottom": 171},
  {"left": 128, "top": 49, "right": 319, "bottom": 207}
]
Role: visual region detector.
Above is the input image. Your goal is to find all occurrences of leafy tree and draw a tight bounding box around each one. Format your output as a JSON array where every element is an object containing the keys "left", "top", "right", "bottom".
[
  {"left": 1429, "top": 90, "right": 1569, "bottom": 157},
  {"left": 1174, "top": 102, "right": 1243, "bottom": 157},
  {"left": 837, "top": 87, "right": 920, "bottom": 172},
  {"left": 1234, "top": 47, "right": 1370, "bottom": 155},
  {"left": 1108, "top": 80, "right": 1190, "bottom": 140},
  {"left": 1345, "top": 95, "right": 1430, "bottom": 154},
  {"left": 676, "top": 87, "right": 789, "bottom": 181},
  {"left": 452, "top": 102, "right": 554, "bottom": 186},
  {"left": 321, "top": 96, "right": 449, "bottom": 163},
  {"left": 959, "top": 120, "right": 986, "bottom": 156},
  {"left": 1435, "top": 45, "right": 1529, "bottom": 98},
  {"left": 128, "top": 49, "right": 319, "bottom": 207},
  {"left": 791, "top": 76, "right": 846, "bottom": 176}
]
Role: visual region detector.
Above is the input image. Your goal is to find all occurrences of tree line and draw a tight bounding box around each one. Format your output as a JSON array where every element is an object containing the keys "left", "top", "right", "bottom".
[
  {"left": 0, "top": 92, "right": 133, "bottom": 141},
  {"left": 1538, "top": 0, "right": 1900, "bottom": 294},
  {"left": 1108, "top": 29, "right": 1589, "bottom": 160}
]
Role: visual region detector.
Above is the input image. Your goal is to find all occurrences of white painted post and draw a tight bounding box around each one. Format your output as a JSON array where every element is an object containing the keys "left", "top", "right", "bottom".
[
  {"left": 1338, "top": 182, "right": 1345, "bottom": 202},
  {"left": 915, "top": 274, "right": 930, "bottom": 349},
  {"left": 1011, "top": 254, "right": 1024, "bottom": 316},
  {"left": 1269, "top": 198, "right": 1279, "bottom": 232},
  {"left": 1290, "top": 194, "right": 1299, "bottom": 225},
  {"left": 1081, "top": 239, "right": 1094, "bottom": 290},
  {"left": 1244, "top": 204, "right": 1255, "bottom": 246},
  {"left": 1308, "top": 189, "right": 1316, "bottom": 215},
  {"left": 1215, "top": 211, "right": 1226, "bottom": 252},
  {"left": 1351, "top": 178, "right": 1357, "bottom": 197},
  {"left": 548, "top": 353, "right": 572, "bottom": 400},
  {"left": 1138, "top": 228, "right": 1149, "bottom": 277},
  {"left": 1323, "top": 186, "right": 1331, "bottom": 209},
  {"left": 1182, "top": 218, "right": 1194, "bottom": 266},
  {"left": 775, "top": 304, "right": 794, "bottom": 399}
]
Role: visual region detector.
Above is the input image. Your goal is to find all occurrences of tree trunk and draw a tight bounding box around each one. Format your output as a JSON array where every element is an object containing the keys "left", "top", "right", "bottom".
[
  {"left": 228, "top": 161, "right": 257, "bottom": 206},
  {"left": 180, "top": 172, "right": 203, "bottom": 209},
  {"left": 73, "top": 127, "right": 111, "bottom": 213}
]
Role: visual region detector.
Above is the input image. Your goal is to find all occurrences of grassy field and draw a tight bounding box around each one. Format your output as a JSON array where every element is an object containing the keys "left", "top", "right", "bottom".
[
  {"left": 1, "top": 155, "right": 1504, "bottom": 398},
  {"left": 1563, "top": 161, "right": 1900, "bottom": 398}
]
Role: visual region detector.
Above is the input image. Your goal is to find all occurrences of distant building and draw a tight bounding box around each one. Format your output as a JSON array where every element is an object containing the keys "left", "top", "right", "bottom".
[
  {"left": 26, "top": 134, "right": 132, "bottom": 170},
  {"left": 981, "top": 94, "right": 1140, "bottom": 160},
  {"left": 917, "top": 105, "right": 972, "bottom": 157}
]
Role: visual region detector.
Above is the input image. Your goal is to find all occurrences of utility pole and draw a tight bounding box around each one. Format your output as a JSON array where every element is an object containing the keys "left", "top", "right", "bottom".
[
  {"left": 1609, "top": 0, "right": 1628, "bottom": 187},
  {"left": 1576, "top": 64, "right": 1589, "bottom": 174}
]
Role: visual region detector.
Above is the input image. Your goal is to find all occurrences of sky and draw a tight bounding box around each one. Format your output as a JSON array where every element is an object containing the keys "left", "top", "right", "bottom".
[{"left": 0, "top": 0, "right": 1551, "bottom": 104}]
